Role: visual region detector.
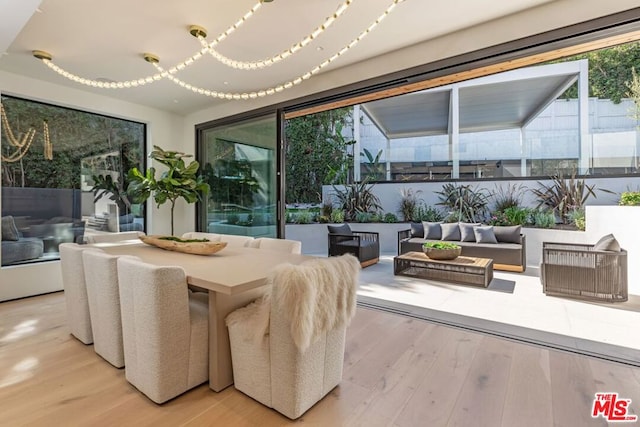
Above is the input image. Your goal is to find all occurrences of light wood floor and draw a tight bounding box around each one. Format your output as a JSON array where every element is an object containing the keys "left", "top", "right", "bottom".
[{"left": 1, "top": 292, "right": 639, "bottom": 427}]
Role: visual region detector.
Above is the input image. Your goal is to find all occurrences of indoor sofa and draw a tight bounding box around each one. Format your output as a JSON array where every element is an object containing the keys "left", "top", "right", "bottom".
[{"left": 398, "top": 222, "right": 526, "bottom": 272}]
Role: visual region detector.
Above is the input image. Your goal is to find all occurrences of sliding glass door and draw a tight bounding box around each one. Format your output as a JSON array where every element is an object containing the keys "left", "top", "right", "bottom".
[{"left": 197, "top": 114, "right": 278, "bottom": 237}]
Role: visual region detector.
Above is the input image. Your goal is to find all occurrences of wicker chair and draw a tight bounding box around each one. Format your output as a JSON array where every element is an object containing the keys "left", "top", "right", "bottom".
[
  {"left": 327, "top": 223, "right": 379, "bottom": 268},
  {"left": 541, "top": 242, "right": 628, "bottom": 302}
]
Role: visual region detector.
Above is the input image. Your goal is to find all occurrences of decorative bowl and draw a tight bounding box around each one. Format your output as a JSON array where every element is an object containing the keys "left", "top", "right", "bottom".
[
  {"left": 422, "top": 246, "right": 462, "bottom": 260},
  {"left": 139, "top": 235, "right": 227, "bottom": 255}
]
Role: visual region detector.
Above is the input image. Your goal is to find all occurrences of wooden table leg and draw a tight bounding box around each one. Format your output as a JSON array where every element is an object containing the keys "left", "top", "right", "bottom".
[{"left": 208, "top": 286, "right": 267, "bottom": 392}]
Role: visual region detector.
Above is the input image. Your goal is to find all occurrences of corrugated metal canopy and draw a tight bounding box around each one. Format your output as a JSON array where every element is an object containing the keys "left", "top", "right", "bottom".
[{"left": 361, "top": 61, "right": 584, "bottom": 139}]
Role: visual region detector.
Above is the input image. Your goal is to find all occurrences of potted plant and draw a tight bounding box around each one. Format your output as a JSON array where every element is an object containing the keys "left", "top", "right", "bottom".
[
  {"left": 127, "top": 145, "right": 210, "bottom": 236},
  {"left": 422, "top": 241, "right": 462, "bottom": 260}
]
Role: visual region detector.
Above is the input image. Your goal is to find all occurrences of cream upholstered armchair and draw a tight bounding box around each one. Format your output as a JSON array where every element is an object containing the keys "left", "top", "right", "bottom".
[
  {"left": 59, "top": 243, "right": 93, "bottom": 344},
  {"left": 82, "top": 249, "right": 125, "bottom": 367},
  {"left": 117, "top": 256, "right": 209, "bottom": 404},
  {"left": 226, "top": 254, "right": 360, "bottom": 419},
  {"left": 248, "top": 237, "right": 302, "bottom": 254}
]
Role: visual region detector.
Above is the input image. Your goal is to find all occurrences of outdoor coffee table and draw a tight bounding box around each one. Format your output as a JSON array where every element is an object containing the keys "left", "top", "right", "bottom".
[{"left": 394, "top": 251, "right": 494, "bottom": 288}]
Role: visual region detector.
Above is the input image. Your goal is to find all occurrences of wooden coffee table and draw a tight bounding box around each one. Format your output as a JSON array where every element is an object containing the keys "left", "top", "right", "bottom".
[{"left": 394, "top": 251, "right": 494, "bottom": 288}]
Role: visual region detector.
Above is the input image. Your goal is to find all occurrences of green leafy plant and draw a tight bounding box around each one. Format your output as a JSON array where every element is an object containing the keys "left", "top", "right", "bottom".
[
  {"left": 492, "top": 183, "right": 527, "bottom": 212},
  {"left": 619, "top": 191, "right": 640, "bottom": 206},
  {"left": 294, "top": 210, "right": 313, "bottom": 224},
  {"left": 330, "top": 209, "right": 345, "bottom": 223},
  {"left": 128, "top": 145, "right": 209, "bottom": 235},
  {"left": 566, "top": 208, "right": 586, "bottom": 230},
  {"left": 360, "top": 148, "right": 385, "bottom": 181},
  {"left": 413, "top": 203, "right": 445, "bottom": 222},
  {"left": 332, "top": 179, "right": 382, "bottom": 221},
  {"left": 435, "top": 183, "right": 491, "bottom": 223},
  {"left": 398, "top": 188, "right": 423, "bottom": 222},
  {"left": 321, "top": 202, "right": 333, "bottom": 217},
  {"left": 530, "top": 172, "right": 598, "bottom": 224},
  {"left": 531, "top": 209, "right": 556, "bottom": 228},
  {"left": 501, "top": 206, "right": 532, "bottom": 226},
  {"left": 91, "top": 173, "right": 132, "bottom": 215},
  {"left": 159, "top": 236, "right": 209, "bottom": 243},
  {"left": 355, "top": 211, "right": 372, "bottom": 223},
  {"left": 382, "top": 212, "right": 398, "bottom": 223},
  {"left": 423, "top": 241, "right": 460, "bottom": 250}
]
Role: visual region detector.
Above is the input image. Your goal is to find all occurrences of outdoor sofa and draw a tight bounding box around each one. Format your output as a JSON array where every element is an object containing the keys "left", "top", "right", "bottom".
[{"left": 398, "top": 222, "right": 526, "bottom": 272}]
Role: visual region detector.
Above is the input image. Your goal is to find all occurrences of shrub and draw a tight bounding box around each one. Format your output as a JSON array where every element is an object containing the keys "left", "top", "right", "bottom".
[
  {"left": 531, "top": 209, "right": 556, "bottom": 228},
  {"left": 332, "top": 179, "right": 382, "bottom": 221},
  {"left": 354, "top": 212, "right": 372, "bottom": 223},
  {"left": 492, "top": 183, "right": 527, "bottom": 212},
  {"left": 530, "top": 171, "right": 598, "bottom": 223},
  {"left": 566, "top": 208, "right": 586, "bottom": 231},
  {"left": 330, "top": 209, "right": 345, "bottom": 223},
  {"left": 295, "top": 210, "right": 313, "bottom": 224},
  {"left": 436, "top": 183, "right": 491, "bottom": 223},
  {"left": 398, "top": 188, "right": 422, "bottom": 222},
  {"left": 413, "top": 203, "right": 445, "bottom": 222},
  {"left": 321, "top": 202, "right": 334, "bottom": 217},
  {"left": 501, "top": 206, "right": 531, "bottom": 225},
  {"left": 318, "top": 215, "right": 330, "bottom": 223},
  {"left": 487, "top": 211, "right": 510, "bottom": 226},
  {"left": 619, "top": 191, "right": 640, "bottom": 206},
  {"left": 383, "top": 212, "right": 398, "bottom": 223}
]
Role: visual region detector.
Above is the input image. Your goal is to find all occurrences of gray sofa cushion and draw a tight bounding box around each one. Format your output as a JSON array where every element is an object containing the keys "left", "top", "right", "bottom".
[
  {"left": 440, "top": 223, "right": 460, "bottom": 241},
  {"left": 459, "top": 222, "right": 480, "bottom": 242},
  {"left": 474, "top": 225, "right": 498, "bottom": 244},
  {"left": 327, "top": 224, "right": 352, "bottom": 235},
  {"left": 493, "top": 225, "right": 522, "bottom": 244},
  {"left": 410, "top": 222, "right": 424, "bottom": 238},
  {"left": 2, "top": 216, "right": 20, "bottom": 241},
  {"left": 422, "top": 221, "right": 442, "bottom": 239}
]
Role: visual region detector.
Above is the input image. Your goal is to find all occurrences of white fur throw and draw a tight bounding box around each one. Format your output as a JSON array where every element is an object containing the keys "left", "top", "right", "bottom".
[{"left": 226, "top": 254, "right": 360, "bottom": 351}]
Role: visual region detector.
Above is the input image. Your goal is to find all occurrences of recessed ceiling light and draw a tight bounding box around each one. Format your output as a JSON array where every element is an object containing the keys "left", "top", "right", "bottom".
[
  {"left": 173, "top": 99, "right": 179, "bottom": 103},
  {"left": 223, "top": 81, "right": 229, "bottom": 85},
  {"left": 316, "top": 46, "right": 324, "bottom": 51}
]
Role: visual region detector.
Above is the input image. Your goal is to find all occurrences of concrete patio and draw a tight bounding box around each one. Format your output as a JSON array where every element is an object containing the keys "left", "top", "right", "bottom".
[{"left": 353, "top": 254, "right": 640, "bottom": 365}]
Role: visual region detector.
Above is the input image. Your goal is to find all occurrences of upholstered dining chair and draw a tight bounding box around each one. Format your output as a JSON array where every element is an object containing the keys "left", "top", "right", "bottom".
[
  {"left": 116, "top": 256, "right": 209, "bottom": 404},
  {"left": 226, "top": 254, "right": 360, "bottom": 419},
  {"left": 248, "top": 237, "right": 302, "bottom": 254},
  {"left": 82, "top": 249, "right": 125, "bottom": 368},
  {"left": 59, "top": 243, "right": 94, "bottom": 344}
]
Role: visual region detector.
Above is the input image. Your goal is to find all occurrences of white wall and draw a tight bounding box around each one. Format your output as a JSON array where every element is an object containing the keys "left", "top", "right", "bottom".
[{"left": 0, "top": 70, "right": 186, "bottom": 301}]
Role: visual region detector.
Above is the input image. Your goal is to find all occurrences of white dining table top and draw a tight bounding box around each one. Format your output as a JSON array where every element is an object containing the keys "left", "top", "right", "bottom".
[{"left": 92, "top": 240, "right": 314, "bottom": 295}]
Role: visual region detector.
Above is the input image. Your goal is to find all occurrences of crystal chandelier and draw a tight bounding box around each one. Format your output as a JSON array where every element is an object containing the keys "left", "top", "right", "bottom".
[{"left": 31, "top": 0, "right": 404, "bottom": 100}]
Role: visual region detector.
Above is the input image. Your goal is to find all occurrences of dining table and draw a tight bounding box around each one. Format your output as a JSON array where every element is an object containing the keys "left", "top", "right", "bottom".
[{"left": 92, "top": 240, "right": 314, "bottom": 391}]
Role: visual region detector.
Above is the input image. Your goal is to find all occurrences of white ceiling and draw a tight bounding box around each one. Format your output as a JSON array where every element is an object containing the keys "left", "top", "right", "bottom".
[{"left": 0, "top": 0, "right": 557, "bottom": 115}]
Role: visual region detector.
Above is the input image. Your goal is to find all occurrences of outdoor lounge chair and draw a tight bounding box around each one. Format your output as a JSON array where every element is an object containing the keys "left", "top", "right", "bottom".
[
  {"left": 541, "top": 235, "right": 628, "bottom": 302},
  {"left": 327, "top": 223, "right": 379, "bottom": 267}
]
